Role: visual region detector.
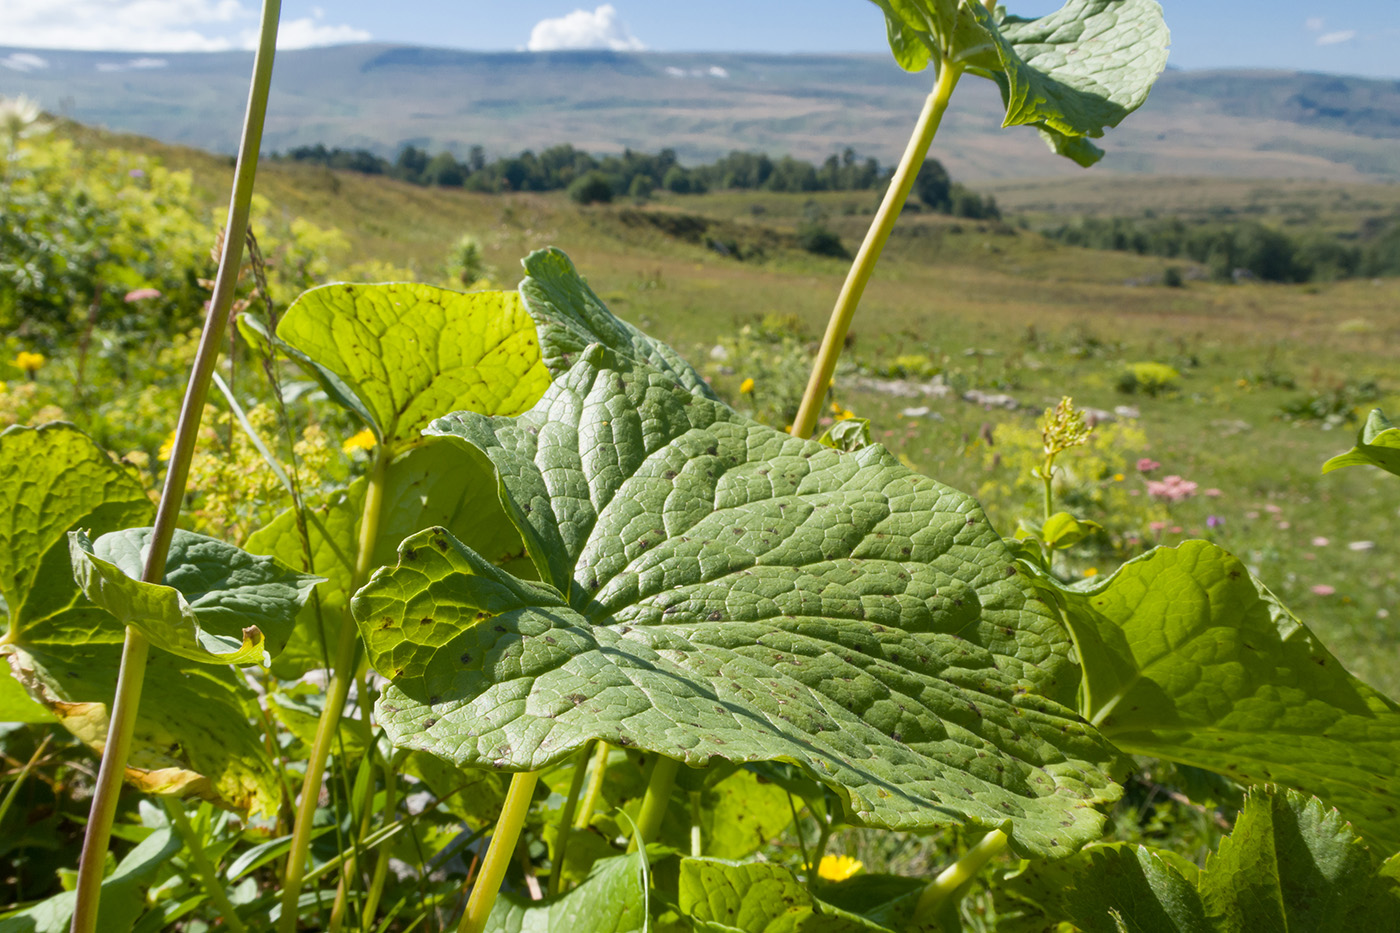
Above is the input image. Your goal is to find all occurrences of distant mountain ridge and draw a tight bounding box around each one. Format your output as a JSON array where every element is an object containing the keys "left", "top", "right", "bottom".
[{"left": 3, "top": 43, "right": 1399, "bottom": 181}]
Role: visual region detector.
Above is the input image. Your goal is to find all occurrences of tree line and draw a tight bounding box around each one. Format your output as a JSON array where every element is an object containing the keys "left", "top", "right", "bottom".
[
  {"left": 272, "top": 142, "right": 998, "bottom": 218},
  {"left": 1041, "top": 214, "right": 1400, "bottom": 283}
]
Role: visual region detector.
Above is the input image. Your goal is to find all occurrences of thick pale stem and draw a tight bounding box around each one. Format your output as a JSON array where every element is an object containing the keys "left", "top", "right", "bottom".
[
  {"left": 458, "top": 771, "right": 540, "bottom": 933},
  {"left": 279, "top": 445, "right": 389, "bottom": 933},
  {"left": 627, "top": 755, "right": 680, "bottom": 854},
  {"left": 575, "top": 741, "right": 610, "bottom": 831},
  {"left": 913, "top": 828, "right": 1009, "bottom": 920},
  {"left": 549, "top": 741, "right": 594, "bottom": 897},
  {"left": 68, "top": 5, "right": 281, "bottom": 931},
  {"left": 790, "top": 62, "right": 964, "bottom": 439}
]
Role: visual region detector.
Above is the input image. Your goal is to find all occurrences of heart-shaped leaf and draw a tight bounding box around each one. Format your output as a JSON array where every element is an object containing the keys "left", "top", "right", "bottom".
[
  {"left": 1322, "top": 409, "right": 1400, "bottom": 478},
  {"left": 275, "top": 283, "right": 552, "bottom": 451},
  {"left": 356, "top": 345, "right": 1117, "bottom": 858},
  {"left": 0, "top": 422, "right": 152, "bottom": 721},
  {"left": 70, "top": 527, "right": 320, "bottom": 666},
  {"left": 0, "top": 424, "right": 280, "bottom": 815},
  {"left": 0, "top": 423, "right": 152, "bottom": 641},
  {"left": 245, "top": 436, "right": 530, "bottom": 675},
  {"left": 1031, "top": 540, "right": 1400, "bottom": 851}
]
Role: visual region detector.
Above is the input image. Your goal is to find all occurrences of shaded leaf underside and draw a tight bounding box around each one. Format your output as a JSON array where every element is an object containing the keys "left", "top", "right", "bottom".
[{"left": 357, "top": 346, "right": 1118, "bottom": 858}]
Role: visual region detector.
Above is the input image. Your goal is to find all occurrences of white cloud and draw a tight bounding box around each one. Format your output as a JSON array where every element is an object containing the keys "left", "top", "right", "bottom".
[
  {"left": 1316, "top": 29, "right": 1356, "bottom": 46},
  {"left": 707, "top": 65, "right": 728, "bottom": 78},
  {"left": 0, "top": 0, "right": 368, "bottom": 52},
  {"left": 270, "top": 11, "right": 371, "bottom": 50},
  {"left": 527, "top": 5, "right": 644, "bottom": 52},
  {"left": 0, "top": 52, "right": 50, "bottom": 71}
]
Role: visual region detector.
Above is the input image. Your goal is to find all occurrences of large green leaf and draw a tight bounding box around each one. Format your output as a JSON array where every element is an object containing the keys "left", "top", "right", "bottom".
[
  {"left": 0, "top": 424, "right": 280, "bottom": 816},
  {"left": 7, "top": 639, "right": 283, "bottom": 816},
  {"left": 1033, "top": 540, "right": 1400, "bottom": 851},
  {"left": 0, "top": 826, "right": 179, "bottom": 933},
  {"left": 357, "top": 346, "right": 1116, "bottom": 858},
  {"left": 0, "top": 421, "right": 148, "bottom": 723},
  {"left": 0, "top": 423, "right": 152, "bottom": 642},
  {"left": 1201, "top": 789, "right": 1393, "bottom": 932},
  {"left": 486, "top": 851, "right": 648, "bottom": 933},
  {"left": 1322, "top": 409, "right": 1400, "bottom": 478},
  {"left": 69, "top": 527, "right": 319, "bottom": 666},
  {"left": 245, "top": 436, "right": 528, "bottom": 675},
  {"left": 679, "top": 857, "right": 890, "bottom": 933},
  {"left": 1004, "top": 788, "right": 1400, "bottom": 933},
  {"left": 697, "top": 767, "right": 795, "bottom": 860},
  {"left": 868, "top": 0, "right": 1169, "bottom": 166},
  {"left": 1003, "top": 840, "right": 1208, "bottom": 933},
  {"left": 275, "top": 283, "right": 551, "bottom": 450},
  {"left": 519, "top": 248, "right": 717, "bottom": 399}
]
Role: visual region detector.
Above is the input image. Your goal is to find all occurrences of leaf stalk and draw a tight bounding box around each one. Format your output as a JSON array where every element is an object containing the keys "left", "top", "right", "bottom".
[
  {"left": 913, "top": 827, "right": 1008, "bottom": 920},
  {"left": 279, "top": 442, "right": 390, "bottom": 932},
  {"left": 458, "top": 770, "right": 540, "bottom": 933},
  {"left": 790, "top": 61, "right": 963, "bottom": 439},
  {"left": 68, "top": 4, "right": 281, "bottom": 929},
  {"left": 628, "top": 754, "right": 680, "bottom": 853}
]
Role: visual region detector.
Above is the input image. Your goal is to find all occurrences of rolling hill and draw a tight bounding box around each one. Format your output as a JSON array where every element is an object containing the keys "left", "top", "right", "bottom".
[{"left": 3, "top": 44, "right": 1400, "bottom": 182}]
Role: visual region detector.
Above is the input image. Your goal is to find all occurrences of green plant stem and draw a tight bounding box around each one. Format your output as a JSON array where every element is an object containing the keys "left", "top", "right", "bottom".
[
  {"left": 575, "top": 741, "right": 610, "bottom": 830},
  {"left": 913, "top": 828, "right": 1009, "bottom": 920},
  {"left": 68, "top": 4, "right": 281, "bottom": 931},
  {"left": 279, "top": 444, "right": 390, "bottom": 933},
  {"left": 790, "top": 62, "right": 963, "bottom": 439},
  {"left": 360, "top": 750, "right": 403, "bottom": 925},
  {"left": 548, "top": 741, "right": 594, "bottom": 897},
  {"left": 627, "top": 755, "right": 680, "bottom": 854},
  {"left": 458, "top": 771, "right": 540, "bottom": 933},
  {"left": 164, "top": 798, "right": 249, "bottom": 933},
  {"left": 0, "top": 734, "right": 51, "bottom": 830}
]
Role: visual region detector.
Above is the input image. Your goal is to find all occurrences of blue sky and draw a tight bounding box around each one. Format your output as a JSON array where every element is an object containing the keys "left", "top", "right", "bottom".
[{"left": 2, "top": 1, "right": 1397, "bottom": 79}]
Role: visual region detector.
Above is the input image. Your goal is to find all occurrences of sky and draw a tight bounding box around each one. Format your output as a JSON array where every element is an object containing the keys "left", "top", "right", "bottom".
[{"left": 0, "top": 1, "right": 1397, "bottom": 79}]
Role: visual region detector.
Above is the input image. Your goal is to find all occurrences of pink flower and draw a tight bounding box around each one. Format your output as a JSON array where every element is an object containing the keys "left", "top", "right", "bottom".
[
  {"left": 1146, "top": 475, "right": 1198, "bottom": 503},
  {"left": 1149, "top": 521, "right": 1167, "bottom": 533},
  {"left": 124, "top": 288, "right": 162, "bottom": 302},
  {"left": 1204, "top": 488, "right": 1223, "bottom": 497},
  {"left": 1311, "top": 537, "right": 1330, "bottom": 547},
  {"left": 1137, "top": 458, "right": 1160, "bottom": 474},
  {"left": 1311, "top": 584, "right": 1336, "bottom": 596}
]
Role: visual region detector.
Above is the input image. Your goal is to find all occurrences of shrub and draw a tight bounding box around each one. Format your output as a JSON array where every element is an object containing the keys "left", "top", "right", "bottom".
[
  {"left": 1117, "top": 361, "right": 1181, "bottom": 396},
  {"left": 567, "top": 171, "right": 614, "bottom": 205},
  {"left": 796, "top": 223, "right": 849, "bottom": 259}
]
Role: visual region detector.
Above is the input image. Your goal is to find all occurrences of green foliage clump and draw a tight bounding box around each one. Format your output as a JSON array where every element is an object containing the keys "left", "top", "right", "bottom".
[
  {"left": 1280, "top": 378, "right": 1383, "bottom": 427},
  {"left": 796, "top": 222, "right": 849, "bottom": 258},
  {"left": 1117, "top": 361, "right": 1181, "bottom": 396},
  {"left": 568, "top": 170, "right": 615, "bottom": 205}
]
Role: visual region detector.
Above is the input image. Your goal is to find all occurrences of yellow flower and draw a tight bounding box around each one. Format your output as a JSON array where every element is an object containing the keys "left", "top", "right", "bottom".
[
  {"left": 740, "top": 377, "right": 755, "bottom": 395},
  {"left": 1084, "top": 567, "right": 1099, "bottom": 577},
  {"left": 13, "top": 351, "right": 44, "bottom": 374},
  {"left": 818, "top": 854, "right": 864, "bottom": 882},
  {"left": 158, "top": 430, "right": 177, "bottom": 462},
  {"left": 342, "top": 427, "right": 377, "bottom": 454},
  {"left": 1112, "top": 473, "right": 1125, "bottom": 482}
]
